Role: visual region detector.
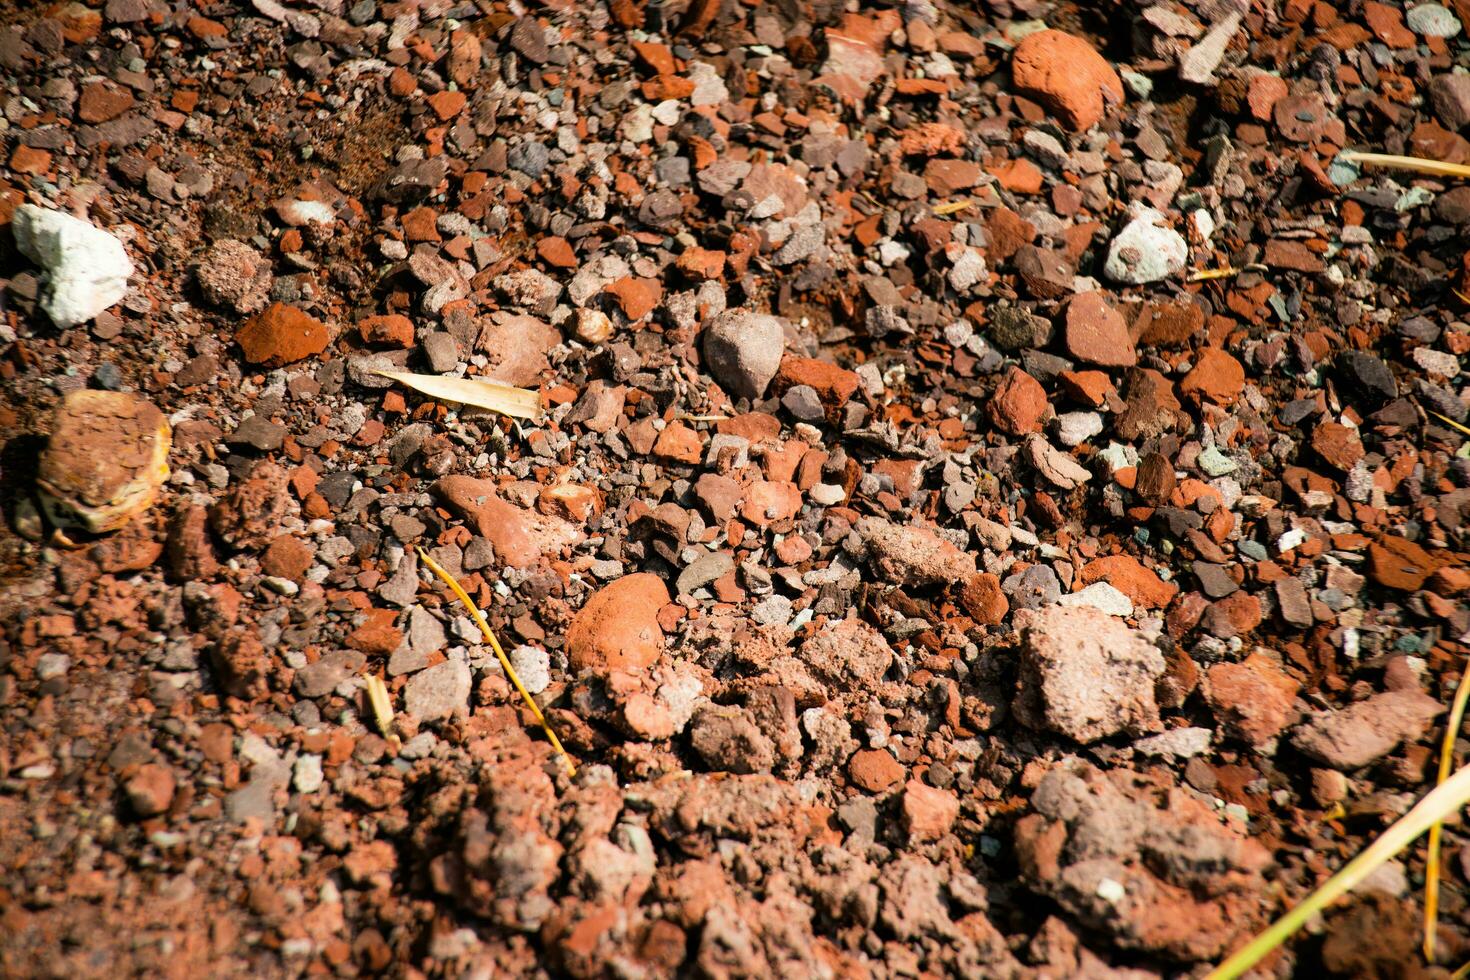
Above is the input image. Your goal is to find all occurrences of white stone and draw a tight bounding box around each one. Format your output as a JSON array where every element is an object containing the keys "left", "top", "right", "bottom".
[
  {"left": 947, "top": 247, "right": 987, "bottom": 292},
  {"left": 1407, "top": 3, "right": 1461, "bottom": 37},
  {"left": 1103, "top": 206, "right": 1188, "bottom": 284},
  {"left": 1055, "top": 411, "right": 1104, "bottom": 447},
  {"left": 13, "top": 204, "right": 133, "bottom": 328},
  {"left": 1058, "top": 582, "right": 1134, "bottom": 618},
  {"left": 293, "top": 754, "right": 324, "bottom": 793},
  {"left": 509, "top": 644, "right": 551, "bottom": 695},
  {"left": 1412, "top": 346, "right": 1459, "bottom": 378}
]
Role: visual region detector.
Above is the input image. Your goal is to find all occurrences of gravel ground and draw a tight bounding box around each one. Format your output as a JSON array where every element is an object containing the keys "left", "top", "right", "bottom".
[{"left": 3, "top": 0, "right": 1470, "bottom": 976}]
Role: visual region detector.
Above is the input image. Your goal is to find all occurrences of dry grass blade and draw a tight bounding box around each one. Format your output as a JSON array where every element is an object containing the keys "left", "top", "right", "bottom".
[
  {"left": 1189, "top": 266, "right": 1240, "bottom": 282},
  {"left": 416, "top": 548, "right": 577, "bottom": 777},
  {"left": 363, "top": 674, "right": 400, "bottom": 749},
  {"left": 1425, "top": 665, "right": 1470, "bottom": 961},
  {"left": 1431, "top": 411, "right": 1470, "bottom": 438},
  {"left": 1338, "top": 151, "right": 1470, "bottom": 179},
  {"left": 1207, "top": 763, "right": 1470, "bottom": 980},
  {"left": 933, "top": 198, "right": 975, "bottom": 215},
  {"left": 374, "top": 369, "right": 541, "bottom": 419}
]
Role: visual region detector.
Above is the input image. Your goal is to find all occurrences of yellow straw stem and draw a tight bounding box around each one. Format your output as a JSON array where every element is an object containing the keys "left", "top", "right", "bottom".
[
  {"left": 1425, "top": 663, "right": 1470, "bottom": 961},
  {"left": 1207, "top": 764, "right": 1470, "bottom": 980},
  {"left": 1339, "top": 151, "right": 1470, "bottom": 179},
  {"left": 416, "top": 548, "right": 577, "bottom": 778}
]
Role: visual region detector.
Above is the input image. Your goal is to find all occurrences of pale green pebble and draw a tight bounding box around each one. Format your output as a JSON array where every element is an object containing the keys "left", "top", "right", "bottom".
[
  {"left": 1327, "top": 153, "right": 1361, "bottom": 187},
  {"left": 1407, "top": 3, "right": 1462, "bottom": 37},
  {"left": 1095, "top": 442, "right": 1134, "bottom": 473},
  {"left": 1197, "top": 445, "right": 1238, "bottom": 477},
  {"left": 1395, "top": 186, "right": 1435, "bottom": 212},
  {"left": 1006, "top": 19, "right": 1051, "bottom": 43},
  {"left": 1120, "top": 70, "right": 1153, "bottom": 99}
]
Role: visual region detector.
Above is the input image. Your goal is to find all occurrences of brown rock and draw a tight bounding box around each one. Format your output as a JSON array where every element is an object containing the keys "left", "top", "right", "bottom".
[
  {"left": 1115, "top": 368, "right": 1182, "bottom": 441},
  {"left": 78, "top": 80, "right": 135, "bottom": 123},
  {"left": 856, "top": 516, "right": 976, "bottom": 586},
  {"left": 566, "top": 573, "right": 670, "bottom": 672},
  {"left": 1132, "top": 299, "right": 1204, "bottom": 347},
  {"left": 1064, "top": 293, "right": 1136, "bottom": 367},
  {"left": 923, "top": 158, "right": 983, "bottom": 195},
  {"left": 849, "top": 749, "right": 904, "bottom": 792},
  {"left": 1134, "top": 453, "right": 1176, "bottom": 506},
  {"left": 1010, "top": 30, "right": 1125, "bottom": 131},
  {"left": 237, "top": 303, "right": 330, "bottom": 368},
  {"left": 210, "top": 461, "right": 299, "bottom": 551},
  {"left": 537, "top": 236, "right": 577, "bottom": 268},
  {"left": 124, "top": 763, "right": 176, "bottom": 817},
  {"left": 1178, "top": 348, "right": 1245, "bottom": 405},
  {"left": 652, "top": 421, "right": 703, "bottom": 464},
  {"left": 1369, "top": 536, "right": 1444, "bottom": 591},
  {"left": 605, "top": 276, "right": 662, "bottom": 320},
  {"left": 959, "top": 572, "right": 1009, "bottom": 625},
  {"left": 988, "top": 366, "right": 1047, "bottom": 435},
  {"left": 1363, "top": 0, "right": 1415, "bottom": 48},
  {"left": 1206, "top": 653, "right": 1300, "bottom": 746},
  {"left": 261, "top": 535, "right": 313, "bottom": 581},
  {"left": 1246, "top": 73, "right": 1289, "bottom": 122},
  {"left": 1263, "top": 239, "right": 1325, "bottom": 273},
  {"left": 426, "top": 89, "right": 467, "bottom": 120},
  {"left": 477, "top": 314, "right": 560, "bottom": 387},
  {"left": 773, "top": 355, "right": 860, "bottom": 407},
  {"left": 432, "top": 475, "right": 581, "bottom": 569},
  {"left": 985, "top": 207, "right": 1036, "bottom": 263}
]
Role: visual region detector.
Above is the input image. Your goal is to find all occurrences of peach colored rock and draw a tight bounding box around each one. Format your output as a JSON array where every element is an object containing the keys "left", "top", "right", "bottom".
[
  {"left": 1011, "top": 30, "right": 1124, "bottom": 131},
  {"left": 566, "top": 573, "right": 670, "bottom": 672},
  {"left": 1064, "top": 293, "right": 1136, "bottom": 368},
  {"left": 1206, "top": 653, "right": 1300, "bottom": 747},
  {"left": 431, "top": 475, "right": 581, "bottom": 569}
]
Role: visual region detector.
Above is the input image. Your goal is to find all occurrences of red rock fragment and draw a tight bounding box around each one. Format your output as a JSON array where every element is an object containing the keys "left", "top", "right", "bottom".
[
  {"left": 1206, "top": 653, "right": 1300, "bottom": 746},
  {"left": 605, "top": 276, "right": 662, "bottom": 321},
  {"left": 537, "top": 236, "right": 577, "bottom": 268},
  {"left": 125, "top": 763, "right": 176, "bottom": 818},
  {"left": 1064, "top": 293, "right": 1136, "bottom": 367},
  {"left": 987, "top": 366, "right": 1047, "bottom": 435},
  {"left": 1010, "top": 30, "right": 1124, "bottom": 131},
  {"left": 426, "top": 90, "right": 467, "bottom": 121},
  {"left": 1313, "top": 421, "right": 1365, "bottom": 471},
  {"left": 357, "top": 314, "right": 414, "bottom": 348},
  {"left": 566, "top": 574, "right": 669, "bottom": 672},
  {"left": 959, "top": 572, "right": 1009, "bottom": 625},
  {"left": 1179, "top": 348, "right": 1245, "bottom": 406},
  {"left": 1077, "top": 555, "right": 1178, "bottom": 608},
  {"left": 236, "top": 303, "right": 330, "bottom": 367},
  {"left": 849, "top": 749, "right": 904, "bottom": 792}
]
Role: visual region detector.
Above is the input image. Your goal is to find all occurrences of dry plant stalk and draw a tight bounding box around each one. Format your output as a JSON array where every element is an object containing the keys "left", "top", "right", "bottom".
[
  {"left": 1339, "top": 150, "right": 1470, "bottom": 179},
  {"left": 373, "top": 369, "right": 541, "bottom": 419},
  {"left": 363, "top": 674, "right": 401, "bottom": 750},
  {"left": 1424, "top": 663, "right": 1470, "bottom": 960},
  {"left": 416, "top": 548, "right": 577, "bottom": 777}
]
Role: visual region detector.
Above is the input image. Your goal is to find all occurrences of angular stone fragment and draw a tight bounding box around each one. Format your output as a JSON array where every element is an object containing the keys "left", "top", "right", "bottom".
[
  {"left": 1292, "top": 690, "right": 1445, "bottom": 770},
  {"left": 1013, "top": 605, "right": 1165, "bottom": 743}
]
